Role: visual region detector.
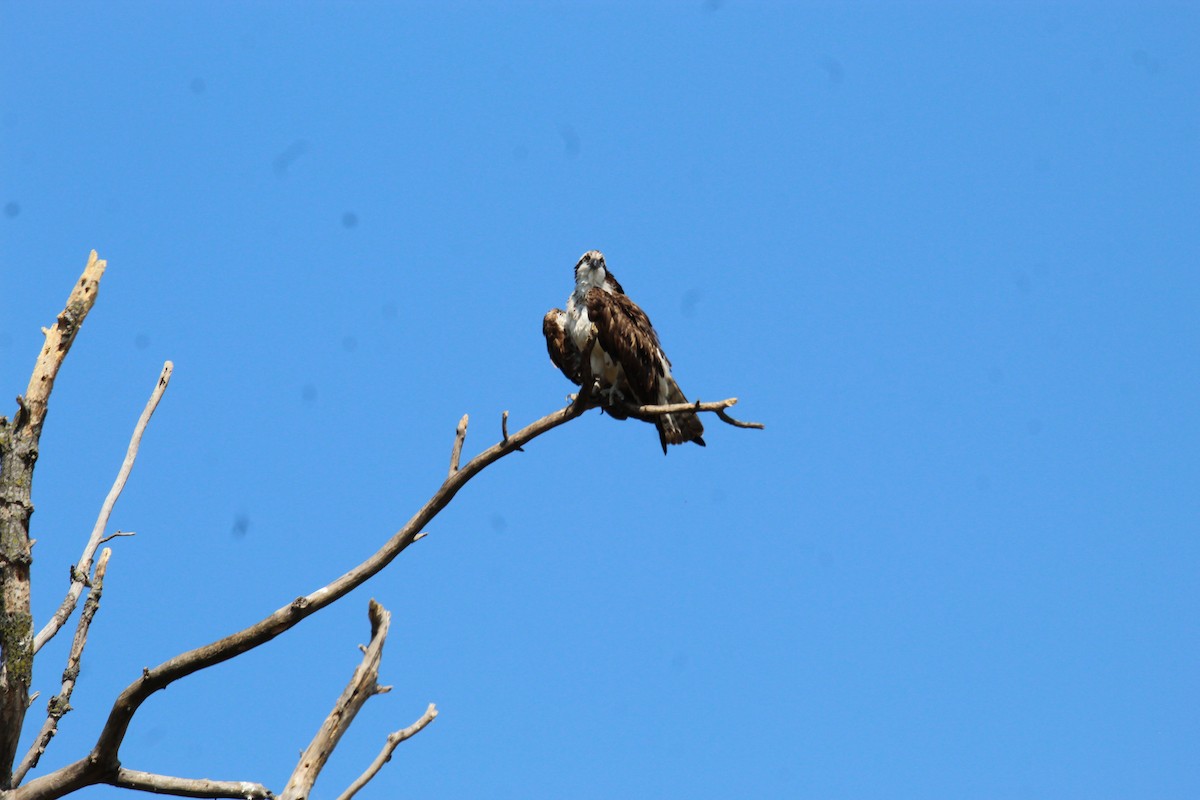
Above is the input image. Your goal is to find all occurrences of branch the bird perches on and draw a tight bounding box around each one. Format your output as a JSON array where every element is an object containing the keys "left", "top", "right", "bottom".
[{"left": 2, "top": 252, "right": 760, "bottom": 800}]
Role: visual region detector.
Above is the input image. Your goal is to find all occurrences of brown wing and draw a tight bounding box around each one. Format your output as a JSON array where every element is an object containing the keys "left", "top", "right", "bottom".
[
  {"left": 584, "top": 287, "right": 666, "bottom": 405},
  {"left": 542, "top": 309, "right": 581, "bottom": 385},
  {"left": 585, "top": 287, "right": 705, "bottom": 454},
  {"left": 658, "top": 374, "right": 706, "bottom": 453}
]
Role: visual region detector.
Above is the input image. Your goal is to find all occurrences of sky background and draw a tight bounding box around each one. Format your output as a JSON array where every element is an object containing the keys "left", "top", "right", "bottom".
[{"left": 2, "top": 2, "right": 1198, "bottom": 798}]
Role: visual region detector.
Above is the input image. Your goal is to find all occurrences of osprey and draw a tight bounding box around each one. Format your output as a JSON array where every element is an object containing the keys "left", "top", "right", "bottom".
[{"left": 543, "top": 250, "right": 705, "bottom": 453}]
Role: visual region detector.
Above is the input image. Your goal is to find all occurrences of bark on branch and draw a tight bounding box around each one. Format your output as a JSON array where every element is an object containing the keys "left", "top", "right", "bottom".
[
  {"left": 15, "top": 250, "right": 107, "bottom": 440},
  {"left": 13, "top": 550, "right": 112, "bottom": 784},
  {"left": 280, "top": 600, "right": 396, "bottom": 800},
  {"left": 1, "top": 251, "right": 106, "bottom": 789},
  {"left": 34, "top": 362, "right": 173, "bottom": 654},
  {"left": 107, "top": 769, "right": 273, "bottom": 800},
  {"left": 447, "top": 415, "right": 469, "bottom": 477}
]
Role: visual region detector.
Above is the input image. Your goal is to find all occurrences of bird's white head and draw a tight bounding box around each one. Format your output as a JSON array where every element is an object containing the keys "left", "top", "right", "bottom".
[{"left": 574, "top": 250, "right": 607, "bottom": 289}]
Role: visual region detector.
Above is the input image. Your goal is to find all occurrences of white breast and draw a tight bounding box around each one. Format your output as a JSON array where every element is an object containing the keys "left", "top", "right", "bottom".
[
  {"left": 564, "top": 292, "right": 591, "bottom": 350},
  {"left": 565, "top": 291, "right": 619, "bottom": 385}
]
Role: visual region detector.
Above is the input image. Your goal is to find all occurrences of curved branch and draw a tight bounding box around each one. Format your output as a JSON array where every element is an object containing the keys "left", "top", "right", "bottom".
[
  {"left": 715, "top": 407, "right": 762, "bottom": 430},
  {"left": 11, "top": 373, "right": 757, "bottom": 800},
  {"left": 10, "top": 396, "right": 594, "bottom": 800}
]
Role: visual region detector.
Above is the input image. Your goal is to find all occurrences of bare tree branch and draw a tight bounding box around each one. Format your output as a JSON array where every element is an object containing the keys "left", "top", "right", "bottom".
[
  {"left": 280, "top": 601, "right": 393, "bottom": 800},
  {"left": 16, "top": 251, "right": 107, "bottom": 439},
  {"left": 619, "top": 398, "right": 764, "bottom": 430},
  {"left": 334, "top": 704, "right": 438, "bottom": 800},
  {"left": 8, "top": 317, "right": 756, "bottom": 800},
  {"left": 715, "top": 406, "right": 763, "bottom": 430},
  {"left": 9, "top": 387, "right": 757, "bottom": 800},
  {"left": 13, "top": 550, "right": 112, "bottom": 785},
  {"left": 1, "top": 251, "right": 107, "bottom": 789},
  {"left": 107, "top": 768, "right": 273, "bottom": 800},
  {"left": 447, "top": 414, "right": 469, "bottom": 477},
  {"left": 34, "top": 362, "right": 173, "bottom": 654},
  {"left": 11, "top": 396, "right": 587, "bottom": 800}
]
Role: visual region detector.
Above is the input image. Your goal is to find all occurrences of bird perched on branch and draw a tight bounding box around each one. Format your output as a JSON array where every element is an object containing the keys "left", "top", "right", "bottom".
[{"left": 543, "top": 250, "right": 705, "bottom": 453}]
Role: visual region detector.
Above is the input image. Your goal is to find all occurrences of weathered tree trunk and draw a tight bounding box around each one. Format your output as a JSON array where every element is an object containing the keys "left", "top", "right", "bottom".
[
  {"left": 0, "top": 252, "right": 106, "bottom": 788},
  {"left": 0, "top": 421, "right": 36, "bottom": 788}
]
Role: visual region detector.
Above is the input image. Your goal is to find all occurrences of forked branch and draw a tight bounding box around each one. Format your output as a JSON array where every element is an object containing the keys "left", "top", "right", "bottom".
[
  {"left": 11, "top": 384, "right": 757, "bottom": 800},
  {"left": 619, "top": 398, "right": 764, "bottom": 430},
  {"left": 34, "top": 362, "right": 173, "bottom": 654},
  {"left": 14, "top": 550, "right": 113, "bottom": 784},
  {"left": 280, "top": 600, "right": 398, "bottom": 800}
]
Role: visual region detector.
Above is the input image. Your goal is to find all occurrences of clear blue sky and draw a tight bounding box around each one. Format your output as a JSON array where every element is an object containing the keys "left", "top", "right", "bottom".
[{"left": 2, "top": 3, "right": 1197, "bottom": 798}]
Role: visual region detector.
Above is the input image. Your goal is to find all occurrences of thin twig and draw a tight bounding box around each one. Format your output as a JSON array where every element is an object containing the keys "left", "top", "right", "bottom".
[
  {"left": 280, "top": 600, "right": 392, "bottom": 800},
  {"left": 34, "top": 361, "right": 173, "bottom": 654},
  {"left": 619, "top": 397, "right": 764, "bottom": 430},
  {"left": 335, "top": 704, "right": 438, "bottom": 800},
  {"left": 715, "top": 407, "right": 765, "bottom": 430},
  {"left": 97, "top": 531, "right": 136, "bottom": 545},
  {"left": 500, "top": 411, "right": 524, "bottom": 452},
  {"left": 108, "top": 768, "right": 274, "bottom": 799},
  {"left": 447, "top": 414, "right": 469, "bottom": 477},
  {"left": 13, "top": 549, "right": 112, "bottom": 784}
]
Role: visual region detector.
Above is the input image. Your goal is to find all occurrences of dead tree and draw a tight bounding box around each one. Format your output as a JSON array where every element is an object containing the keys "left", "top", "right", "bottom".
[{"left": 0, "top": 251, "right": 761, "bottom": 800}]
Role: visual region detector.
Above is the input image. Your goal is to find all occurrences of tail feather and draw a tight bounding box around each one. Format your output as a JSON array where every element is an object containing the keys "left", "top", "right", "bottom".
[{"left": 655, "top": 379, "right": 706, "bottom": 454}]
